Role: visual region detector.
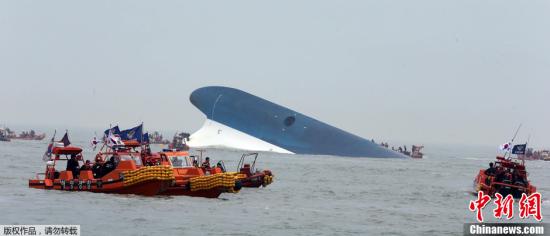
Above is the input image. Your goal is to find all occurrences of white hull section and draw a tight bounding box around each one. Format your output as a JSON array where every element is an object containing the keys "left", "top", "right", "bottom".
[{"left": 188, "top": 119, "right": 294, "bottom": 154}]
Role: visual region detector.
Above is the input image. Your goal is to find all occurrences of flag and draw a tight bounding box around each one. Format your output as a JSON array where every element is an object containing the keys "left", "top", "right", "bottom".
[
  {"left": 142, "top": 132, "right": 150, "bottom": 144},
  {"left": 42, "top": 143, "right": 53, "bottom": 161},
  {"left": 499, "top": 142, "right": 511, "bottom": 151},
  {"left": 104, "top": 126, "right": 121, "bottom": 137},
  {"left": 42, "top": 132, "right": 56, "bottom": 161},
  {"left": 512, "top": 144, "right": 527, "bottom": 155},
  {"left": 120, "top": 124, "right": 143, "bottom": 141},
  {"left": 60, "top": 132, "right": 71, "bottom": 147},
  {"left": 91, "top": 136, "right": 101, "bottom": 151},
  {"left": 107, "top": 129, "right": 124, "bottom": 146}
]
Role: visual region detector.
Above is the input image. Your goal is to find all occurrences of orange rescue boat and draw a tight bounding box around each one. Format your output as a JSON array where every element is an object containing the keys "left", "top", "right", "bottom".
[
  {"left": 147, "top": 150, "right": 241, "bottom": 198},
  {"left": 473, "top": 156, "right": 536, "bottom": 198},
  {"left": 228, "top": 153, "right": 274, "bottom": 188},
  {"left": 29, "top": 144, "right": 173, "bottom": 196}
]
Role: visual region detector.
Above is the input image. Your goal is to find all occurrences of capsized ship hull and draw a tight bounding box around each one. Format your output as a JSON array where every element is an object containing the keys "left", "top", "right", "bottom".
[{"left": 189, "top": 86, "right": 407, "bottom": 158}]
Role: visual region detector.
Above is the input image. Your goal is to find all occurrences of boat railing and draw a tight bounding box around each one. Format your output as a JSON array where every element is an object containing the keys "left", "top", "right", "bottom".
[{"left": 490, "top": 181, "right": 529, "bottom": 191}]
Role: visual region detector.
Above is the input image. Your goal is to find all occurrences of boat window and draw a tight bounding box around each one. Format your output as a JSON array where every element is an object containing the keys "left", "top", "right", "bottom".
[
  {"left": 119, "top": 154, "right": 143, "bottom": 166},
  {"left": 169, "top": 156, "right": 190, "bottom": 167},
  {"left": 284, "top": 116, "right": 295, "bottom": 127}
]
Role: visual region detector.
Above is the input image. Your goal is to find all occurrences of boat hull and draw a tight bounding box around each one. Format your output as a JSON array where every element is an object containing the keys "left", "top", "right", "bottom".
[
  {"left": 159, "top": 186, "right": 226, "bottom": 198},
  {"left": 29, "top": 178, "right": 172, "bottom": 196},
  {"left": 473, "top": 169, "right": 536, "bottom": 198}
]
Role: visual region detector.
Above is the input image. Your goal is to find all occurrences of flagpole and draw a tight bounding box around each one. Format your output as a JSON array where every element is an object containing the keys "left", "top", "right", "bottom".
[
  {"left": 43, "top": 129, "right": 57, "bottom": 162},
  {"left": 504, "top": 124, "right": 522, "bottom": 159}
]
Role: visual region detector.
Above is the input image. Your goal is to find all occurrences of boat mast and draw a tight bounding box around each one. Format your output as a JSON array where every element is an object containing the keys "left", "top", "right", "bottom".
[{"left": 504, "top": 124, "right": 522, "bottom": 159}]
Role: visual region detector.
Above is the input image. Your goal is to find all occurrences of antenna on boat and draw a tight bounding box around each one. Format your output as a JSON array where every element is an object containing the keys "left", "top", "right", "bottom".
[{"left": 504, "top": 124, "right": 522, "bottom": 159}]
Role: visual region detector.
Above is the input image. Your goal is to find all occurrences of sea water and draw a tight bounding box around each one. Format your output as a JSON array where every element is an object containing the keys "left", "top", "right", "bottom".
[{"left": 0, "top": 130, "right": 547, "bottom": 235}]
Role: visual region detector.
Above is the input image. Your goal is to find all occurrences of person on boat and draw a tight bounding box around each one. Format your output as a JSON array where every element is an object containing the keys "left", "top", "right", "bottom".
[
  {"left": 101, "top": 155, "right": 118, "bottom": 176},
  {"left": 484, "top": 162, "right": 497, "bottom": 176},
  {"left": 502, "top": 169, "right": 513, "bottom": 183},
  {"left": 66, "top": 154, "right": 80, "bottom": 178},
  {"left": 202, "top": 157, "right": 211, "bottom": 169},
  {"left": 216, "top": 161, "right": 225, "bottom": 172},
  {"left": 45, "top": 161, "right": 56, "bottom": 179},
  {"left": 80, "top": 160, "right": 92, "bottom": 171},
  {"left": 512, "top": 169, "right": 526, "bottom": 186},
  {"left": 495, "top": 167, "right": 506, "bottom": 182},
  {"left": 92, "top": 156, "right": 104, "bottom": 178},
  {"left": 144, "top": 146, "right": 152, "bottom": 155}
]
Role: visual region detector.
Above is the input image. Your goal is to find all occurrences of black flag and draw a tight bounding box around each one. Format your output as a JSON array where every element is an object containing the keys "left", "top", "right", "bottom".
[
  {"left": 60, "top": 132, "right": 71, "bottom": 147},
  {"left": 512, "top": 144, "right": 527, "bottom": 155}
]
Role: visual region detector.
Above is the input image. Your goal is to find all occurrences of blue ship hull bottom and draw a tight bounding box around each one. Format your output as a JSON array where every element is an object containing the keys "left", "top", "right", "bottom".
[{"left": 189, "top": 86, "right": 408, "bottom": 158}]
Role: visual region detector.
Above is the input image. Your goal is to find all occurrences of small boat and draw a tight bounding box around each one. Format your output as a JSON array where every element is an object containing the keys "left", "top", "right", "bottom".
[
  {"left": 168, "top": 132, "right": 190, "bottom": 151},
  {"left": 0, "top": 128, "right": 10, "bottom": 142},
  {"left": 473, "top": 155, "right": 537, "bottom": 198},
  {"left": 148, "top": 131, "right": 170, "bottom": 144},
  {"left": 410, "top": 145, "right": 424, "bottom": 159},
  {"left": 540, "top": 151, "right": 550, "bottom": 161},
  {"left": 518, "top": 148, "right": 549, "bottom": 160},
  {"left": 233, "top": 153, "right": 273, "bottom": 188},
  {"left": 150, "top": 150, "right": 241, "bottom": 198},
  {"left": 29, "top": 140, "right": 174, "bottom": 196},
  {"left": 389, "top": 144, "right": 424, "bottom": 158}
]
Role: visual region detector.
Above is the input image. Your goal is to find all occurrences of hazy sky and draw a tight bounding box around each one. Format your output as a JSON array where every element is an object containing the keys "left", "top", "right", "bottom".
[{"left": 1, "top": 1, "right": 549, "bottom": 147}]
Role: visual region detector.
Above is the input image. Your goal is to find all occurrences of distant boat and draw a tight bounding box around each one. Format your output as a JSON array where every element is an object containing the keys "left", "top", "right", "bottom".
[
  {"left": 169, "top": 132, "right": 190, "bottom": 151},
  {"left": 188, "top": 86, "right": 408, "bottom": 158},
  {"left": 542, "top": 151, "right": 550, "bottom": 161},
  {"left": 148, "top": 131, "right": 170, "bottom": 144},
  {"left": 0, "top": 128, "right": 10, "bottom": 142},
  {"left": 8, "top": 129, "right": 46, "bottom": 141},
  {"left": 409, "top": 145, "right": 424, "bottom": 159}
]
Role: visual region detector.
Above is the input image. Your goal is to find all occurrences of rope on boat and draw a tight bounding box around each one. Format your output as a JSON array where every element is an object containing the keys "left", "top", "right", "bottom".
[
  {"left": 122, "top": 166, "right": 174, "bottom": 187},
  {"left": 189, "top": 172, "right": 239, "bottom": 192}
]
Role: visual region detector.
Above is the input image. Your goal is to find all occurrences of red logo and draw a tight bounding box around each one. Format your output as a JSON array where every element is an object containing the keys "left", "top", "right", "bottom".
[
  {"left": 493, "top": 193, "right": 514, "bottom": 219},
  {"left": 519, "top": 192, "right": 543, "bottom": 221},
  {"left": 469, "top": 191, "right": 543, "bottom": 222},
  {"left": 469, "top": 191, "right": 491, "bottom": 222}
]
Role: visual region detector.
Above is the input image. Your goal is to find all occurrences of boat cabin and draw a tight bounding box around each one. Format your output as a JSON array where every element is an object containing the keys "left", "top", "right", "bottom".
[{"left": 42, "top": 144, "right": 85, "bottom": 180}]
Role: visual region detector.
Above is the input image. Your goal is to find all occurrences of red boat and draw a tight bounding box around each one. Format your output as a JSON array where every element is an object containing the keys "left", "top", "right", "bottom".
[
  {"left": 147, "top": 150, "right": 241, "bottom": 198},
  {"left": 473, "top": 156, "right": 537, "bottom": 198},
  {"left": 236, "top": 153, "right": 273, "bottom": 188},
  {"left": 216, "top": 153, "right": 274, "bottom": 188},
  {"left": 29, "top": 142, "right": 174, "bottom": 196}
]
